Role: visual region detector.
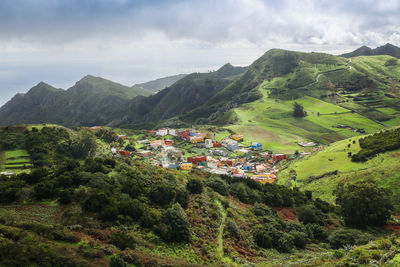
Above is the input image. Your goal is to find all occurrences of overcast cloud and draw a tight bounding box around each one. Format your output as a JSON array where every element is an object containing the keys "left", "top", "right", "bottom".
[{"left": 0, "top": 0, "right": 399, "bottom": 105}]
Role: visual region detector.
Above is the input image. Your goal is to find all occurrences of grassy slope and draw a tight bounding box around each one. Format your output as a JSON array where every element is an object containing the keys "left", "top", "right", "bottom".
[
  {"left": 219, "top": 55, "right": 399, "bottom": 153},
  {"left": 277, "top": 133, "right": 400, "bottom": 210},
  {"left": 227, "top": 84, "right": 383, "bottom": 153}
]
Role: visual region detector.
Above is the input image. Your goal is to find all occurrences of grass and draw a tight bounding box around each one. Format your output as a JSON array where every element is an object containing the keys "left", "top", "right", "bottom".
[
  {"left": 5, "top": 149, "right": 30, "bottom": 159},
  {"left": 227, "top": 84, "right": 384, "bottom": 153},
  {"left": 278, "top": 134, "right": 400, "bottom": 210}
]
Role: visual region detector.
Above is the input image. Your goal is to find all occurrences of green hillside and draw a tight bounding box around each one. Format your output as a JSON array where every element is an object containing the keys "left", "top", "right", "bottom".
[
  {"left": 132, "top": 73, "right": 188, "bottom": 93},
  {"left": 277, "top": 131, "right": 400, "bottom": 210},
  {"left": 203, "top": 52, "right": 400, "bottom": 153},
  {"left": 1, "top": 124, "right": 400, "bottom": 266},
  {"left": 341, "top": 43, "right": 400, "bottom": 59}
]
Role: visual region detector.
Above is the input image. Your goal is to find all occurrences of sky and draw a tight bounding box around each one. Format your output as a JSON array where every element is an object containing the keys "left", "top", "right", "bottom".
[{"left": 0, "top": 0, "right": 399, "bottom": 105}]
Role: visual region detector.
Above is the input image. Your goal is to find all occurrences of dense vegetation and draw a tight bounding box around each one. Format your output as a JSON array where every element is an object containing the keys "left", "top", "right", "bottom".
[
  {"left": 352, "top": 128, "right": 400, "bottom": 162},
  {"left": 0, "top": 125, "right": 398, "bottom": 266}
]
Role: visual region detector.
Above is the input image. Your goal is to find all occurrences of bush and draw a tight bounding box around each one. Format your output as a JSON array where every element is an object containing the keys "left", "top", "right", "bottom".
[
  {"left": 158, "top": 203, "right": 190, "bottom": 242},
  {"left": 109, "top": 255, "right": 128, "bottom": 267},
  {"left": 335, "top": 181, "right": 393, "bottom": 228},
  {"left": 328, "top": 228, "right": 369, "bottom": 249},
  {"left": 110, "top": 231, "right": 136, "bottom": 250},
  {"left": 296, "top": 205, "right": 323, "bottom": 225},
  {"left": 206, "top": 177, "right": 229, "bottom": 196},
  {"left": 149, "top": 183, "right": 175, "bottom": 206},
  {"left": 253, "top": 203, "right": 276, "bottom": 217},
  {"left": 83, "top": 191, "right": 109, "bottom": 212},
  {"left": 100, "top": 205, "right": 119, "bottom": 222},
  {"left": 175, "top": 188, "right": 189, "bottom": 209},
  {"left": 253, "top": 226, "right": 273, "bottom": 248},
  {"left": 186, "top": 178, "right": 203, "bottom": 194},
  {"left": 118, "top": 199, "right": 144, "bottom": 220},
  {"left": 306, "top": 223, "right": 327, "bottom": 241},
  {"left": 277, "top": 233, "right": 295, "bottom": 253},
  {"left": 289, "top": 230, "right": 308, "bottom": 249},
  {"left": 0, "top": 209, "right": 20, "bottom": 225},
  {"left": 140, "top": 209, "right": 161, "bottom": 228},
  {"left": 226, "top": 218, "right": 240, "bottom": 238}
]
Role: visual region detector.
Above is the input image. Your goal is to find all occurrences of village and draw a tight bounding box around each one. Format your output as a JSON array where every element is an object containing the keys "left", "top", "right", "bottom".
[{"left": 103, "top": 127, "right": 321, "bottom": 185}]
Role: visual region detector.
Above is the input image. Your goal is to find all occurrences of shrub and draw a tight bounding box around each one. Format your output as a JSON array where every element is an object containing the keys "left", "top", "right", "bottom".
[
  {"left": 149, "top": 183, "right": 175, "bottom": 206},
  {"left": 140, "top": 209, "right": 161, "bottom": 228},
  {"left": 175, "top": 188, "right": 189, "bottom": 209},
  {"left": 289, "top": 230, "right": 308, "bottom": 249},
  {"left": 83, "top": 191, "right": 109, "bottom": 212},
  {"left": 100, "top": 205, "right": 119, "bottom": 222},
  {"left": 335, "top": 181, "right": 393, "bottom": 228},
  {"left": 206, "top": 177, "right": 229, "bottom": 196},
  {"left": 109, "top": 255, "right": 128, "bottom": 267},
  {"left": 253, "top": 203, "right": 276, "bottom": 217},
  {"left": 306, "top": 223, "right": 327, "bottom": 241},
  {"left": 226, "top": 218, "right": 240, "bottom": 238},
  {"left": 296, "top": 205, "right": 323, "bottom": 225},
  {"left": 110, "top": 231, "right": 136, "bottom": 250},
  {"left": 253, "top": 226, "right": 273, "bottom": 248},
  {"left": 0, "top": 209, "right": 20, "bottom": 225},
  {"left": 277, "top": 233, "right": 295, "bottom": 253},
  {"left": 186, "top": 178, "right": 203, "bottom": 194},
  {"left": 158, "top": 203, "right": 190, "bottom": 242},
  {"left": 118, "top": 199, "right": 144, "bottom": 220},
  {"left": 328, "top": 229, "right": 367, "bottom": 249}
]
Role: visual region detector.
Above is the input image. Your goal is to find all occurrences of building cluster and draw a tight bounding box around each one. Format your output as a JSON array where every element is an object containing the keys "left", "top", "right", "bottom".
[{"left": 128, "top": 128, "right": 293, "bottom": 184}]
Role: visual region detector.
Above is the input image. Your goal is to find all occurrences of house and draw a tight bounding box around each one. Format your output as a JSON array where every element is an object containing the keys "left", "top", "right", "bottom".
[
  {"left": 165, "top": 139, "right": 174, "bottom": 146},
  {"left": 260, "top": 152, "right": 270, "bottom": 158},
  {"left": 118, "top": 150, "right": 131, "bottom": 157},
  {"left": 231, "top": 134, "right": 244, "bottom": 142},
  {"left": 118, "top": 135, "right": 127, "bottom": 139},
  {"left": 150, "top": 140, "right": 165, "bottom": 149},
  {"left": 298, "top": 141, "right": 317, "bottom": 147},
  {"left": 251, "top": 142, "right": 263, "bottom": 151},
  {"left": 251, "top": 174, "right": 276, "bottom": 184},
  {"left": 178, "top": 130, "right": 190, "bottom": 139},
  {"left": 190, "top": 136, "right": 204, "bottom": 143},
  {"left": 256, "top": 164, "right": 269, "bottom": 173},
  {"left": 111, "top": 147, "right": 117, "bottom": 154},
  {"left": 207, "top": 158, "right": 219, "bottom": 169},
  {"left": 167, "top": 163, "right": 179, "bottom": 169},
  {"left": 137, "top": 150, "right": 151, "bottom": 157},
  {"left": 221, "top": 138, "right": 239, "bottom": 151},
  {"left": 213, "top": 141, "right": 222, "bottom": 147},
  {"left": 242, "top": 164, "right": 252, "bottom": 171},
  {"left": 180, "top": 162, "right": 193, "bottom": 170},
  {"left": 272, "top": 154, "right": 287, "bottom": 161},
  {"left": 187, "top": 156, "right": 207, "bottom": 165},
  {"left": 205, "top": 139, "right": 213, "bottom": 148},
  {"left": 156, "top": 128, "right": 168, "bottom": 136},
  {"left": 213, "top": 149, "right": 228, "bottom": 156},
  {"left": 168, "top": 129, "right": 176, "bottom": 136},
  {"left": 89, "top": 126, "right": 102, "bottom": 130}
]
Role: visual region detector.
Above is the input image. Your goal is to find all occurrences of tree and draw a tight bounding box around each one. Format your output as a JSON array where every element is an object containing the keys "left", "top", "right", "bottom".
[
  {"left": 158, "top": 203, "right": 190, "bottom": 242},
  {"left": 186, "top": 178, "right": 203, "bottom": 194},
  {"left": 335, "top": 181, "right": 393, "bottom": 228},
  {"left": 149, "top": 183, "right": 175, "bottom": 206},
  {"left": 293, "top": 102, "right": 307, "bottom": 118}
]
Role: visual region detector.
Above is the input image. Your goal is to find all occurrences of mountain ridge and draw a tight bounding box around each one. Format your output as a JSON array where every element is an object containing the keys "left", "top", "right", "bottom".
[{"left": 341, "top": 43, "right": 400, "bottom": 58}]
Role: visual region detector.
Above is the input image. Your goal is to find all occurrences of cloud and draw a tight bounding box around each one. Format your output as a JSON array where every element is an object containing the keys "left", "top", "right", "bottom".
[{"left": 0, "top": 0, "right": 398, "bottom": 105}]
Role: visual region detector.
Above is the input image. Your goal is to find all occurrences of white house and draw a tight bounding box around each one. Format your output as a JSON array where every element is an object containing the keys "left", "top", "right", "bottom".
[
  {"left": 168, "top": 129, "right": 176, "bottom": 136},
  {"left": 156, "top": 128, "right": 168, "bottom": 136}
]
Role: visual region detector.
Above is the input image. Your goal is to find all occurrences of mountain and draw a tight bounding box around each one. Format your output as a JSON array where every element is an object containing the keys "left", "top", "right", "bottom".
[
  {"left": 0, "top": 75, "right": 151, "bottom": 126},
  {"left": 120, "top": 63, "right": 248, "bottom": 127},
  {"left": 132, "top": 74, "right": 188, "bottom": 93},
  {"left": 341, "top": 43, "right": 400, "bottom": 58}
]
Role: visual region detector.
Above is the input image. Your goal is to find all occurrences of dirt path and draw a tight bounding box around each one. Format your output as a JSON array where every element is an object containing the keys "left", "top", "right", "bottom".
[{"left": 215, "top": 200, "right": 237, "bottom": 266}]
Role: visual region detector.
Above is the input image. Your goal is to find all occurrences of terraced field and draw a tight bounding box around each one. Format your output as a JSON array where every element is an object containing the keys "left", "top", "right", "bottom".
[{"left": 1, "top": 149, "right": 32, "bottom": 172}]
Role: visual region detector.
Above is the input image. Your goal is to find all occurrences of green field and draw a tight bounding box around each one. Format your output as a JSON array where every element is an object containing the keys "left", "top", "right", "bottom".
[
  {"left": 227, "top": 85, "right": 384, "bottom": 153},
  {"left": 278, "top": 134, "right": 400, "bottom": 210},
  {"left": 1, "top": 149, "right": 32, "bottom": 172}
]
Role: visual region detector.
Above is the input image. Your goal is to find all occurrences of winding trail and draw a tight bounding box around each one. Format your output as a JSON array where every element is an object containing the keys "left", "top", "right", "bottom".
[{"left": 215, "top": 200, "right": 236, "bottom": 266}]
